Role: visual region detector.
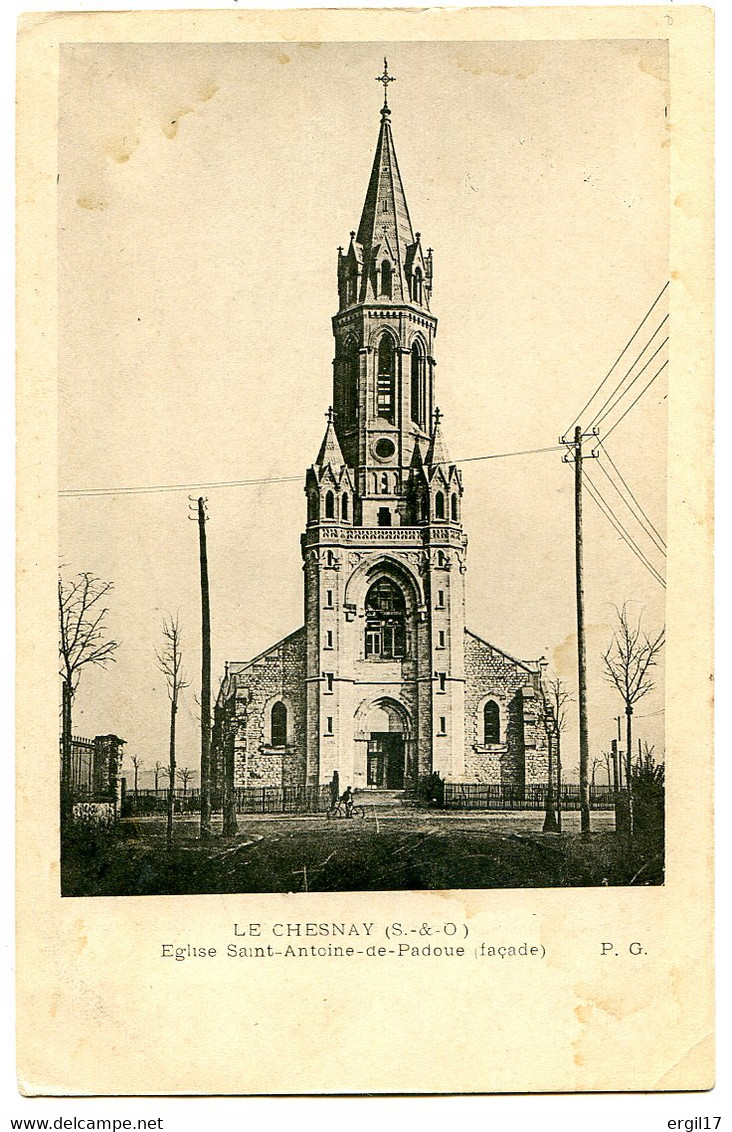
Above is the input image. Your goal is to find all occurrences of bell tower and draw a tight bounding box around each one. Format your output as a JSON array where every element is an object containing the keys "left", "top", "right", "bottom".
[
  {"left": 332, "top": 61, "right": 437, "bottom": 525},
  {"left": 302, "top": 62, "right": 468, "bottom": 790}
]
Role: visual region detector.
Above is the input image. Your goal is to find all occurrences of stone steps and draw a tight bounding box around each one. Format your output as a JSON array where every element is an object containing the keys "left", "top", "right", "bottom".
[{"left": 355, "top": 789, "right": 412, "bottom": 810}]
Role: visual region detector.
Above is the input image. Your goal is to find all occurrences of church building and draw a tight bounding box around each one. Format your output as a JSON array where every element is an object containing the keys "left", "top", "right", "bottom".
[{"left": 213, "top": 69, "right": 552, "bottom": 798}]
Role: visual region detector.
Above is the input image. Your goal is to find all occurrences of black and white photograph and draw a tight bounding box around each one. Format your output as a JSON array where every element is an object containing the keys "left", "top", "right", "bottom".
[{"left": 56, "top": 39, "right": 671, "bottom": 896}]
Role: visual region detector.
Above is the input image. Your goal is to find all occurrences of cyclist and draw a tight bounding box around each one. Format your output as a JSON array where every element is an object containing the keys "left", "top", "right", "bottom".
[{"left": 340, "top": 785, "right": 354, "bottom": 819}]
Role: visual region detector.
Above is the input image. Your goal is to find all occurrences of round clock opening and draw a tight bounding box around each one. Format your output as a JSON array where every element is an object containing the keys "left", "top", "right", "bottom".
[{"left": 374, "top": 438, "right": 396, "bottom": 460}]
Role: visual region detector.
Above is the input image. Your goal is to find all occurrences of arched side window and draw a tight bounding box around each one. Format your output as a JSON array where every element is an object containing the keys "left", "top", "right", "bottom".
[
  {"left": 341, "top": 493, "right": 349, "bottom": 521},
  {"left": 271, "top": 701, "right": 288, "bottom": 747},
  {"left": 413, "top": 267, "right": 423, "bottom": 305},
  {"left": 365, "top": 578, "right": 406, "bottom": 659},
  {"left": 376, "top": 335, "right": 395, "bottom": 423},
  {"left": 483, "top": 701, "right": 500, "bottom": 746},
  {"left": 343, "top": 338, "right": 359, "bottom": 423},
  {"left": 347, "top": 267, "right": 357, "bottom": 305},
  {"left": 451, "top": 493, "right": 459, "bottom": 522},
  {"left": 325, "top": 491, "right": 335, "bottom": 519},
  {"left": 381, "top": 261, "right": 392, "bottom": 299},
  {"left": 435, "top": 491, "right": 445, "bottom": 520},
  {"left": 307, "top": 491, "right": 318, "bottom": 524},
  {"left": 410, "top": 341, "right": 426, "bottom": 429}
]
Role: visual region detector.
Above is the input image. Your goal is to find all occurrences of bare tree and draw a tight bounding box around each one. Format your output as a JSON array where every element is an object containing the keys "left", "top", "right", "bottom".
[
  {"left": 591, "top": 751, "right": 613, "bottom": 788},
  {"left": 153, "top": 760, "right": 164, "bottom": 793},
  {"left": 179, "top": 767, "right": 195, "bottom": 796},
  {"left": 544, "top": 677, "right": 573, "bottom": 833},
  {"left": 641, "top": 740, "right": 657, "bottom": 765},
  {"left": 130, "top": 754, "right": 143, "bottom": 794},
  {"left": 603, "top": 604, "right": 665, "bottom": 835},
  {"left": 156, "top": 614, "right": 190, "bottom": 849},
  {"left": 59, "top": 571, "right": 118, "bottom": 819}
]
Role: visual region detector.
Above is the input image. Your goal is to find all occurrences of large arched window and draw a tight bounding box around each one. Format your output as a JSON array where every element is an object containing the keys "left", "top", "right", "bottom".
[
  {"left": 365, "top": 577, "right": 406, "bottom": 659},
  {"left": 271, "top": 701, "right": 288, "bottom": 747},
  {"left": 435, "top": 491, "right": 445, "bottom": 520},
  {"left": 341, "top": 493, "right": 349, "bottom": 521},
  {"left": 451, "top": 492, "right": 459, "bottom": 522},
  {"left": 325, "top": 491, "right": 335, "bottom": 519},
  {"left": 343, "top": 337, "right": 359, "bottom": 424},
  {"left": 381, "top": 260, "right": 392, "bottom": 299},
  {"left": 377, "top": 335, "right": 395, "bottom": 423},
  {"left": 483, "top": 701, "right": 500, "bottom": 746},
  {"left": 410, "top": 341, "right": 426, "bottom": 429}
]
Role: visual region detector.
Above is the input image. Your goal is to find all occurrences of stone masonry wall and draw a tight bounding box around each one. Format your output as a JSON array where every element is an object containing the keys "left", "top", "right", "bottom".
[
  {"left": 229, "top": 628, "right": 307, "bottom": 789},
  {"left": 463, "top": 629, "right": 549, "bottom": 789}
]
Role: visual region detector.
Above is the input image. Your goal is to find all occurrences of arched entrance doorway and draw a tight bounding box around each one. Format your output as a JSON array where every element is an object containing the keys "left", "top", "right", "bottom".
[{"left": 360, "top": 700, "right": 409, "bottom": 789}]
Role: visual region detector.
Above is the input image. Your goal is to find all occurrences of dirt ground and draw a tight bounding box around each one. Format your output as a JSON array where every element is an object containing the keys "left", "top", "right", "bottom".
[{"left": 61, "top": 808, "right": 663, "bottom": 896}]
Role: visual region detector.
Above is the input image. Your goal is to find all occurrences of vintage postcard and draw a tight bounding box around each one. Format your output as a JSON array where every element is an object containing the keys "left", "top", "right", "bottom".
[{"left": 16, "top": 6, "right": 713, "bottom": 1094}]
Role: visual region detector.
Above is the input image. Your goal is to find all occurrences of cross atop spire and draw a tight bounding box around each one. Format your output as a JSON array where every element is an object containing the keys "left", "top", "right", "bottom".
[
  {"left": 375, "top": 58, "right": 396, "bottom": 109},
  {"left": 426, "top": 407, "right": 450, "bottom": 467}
]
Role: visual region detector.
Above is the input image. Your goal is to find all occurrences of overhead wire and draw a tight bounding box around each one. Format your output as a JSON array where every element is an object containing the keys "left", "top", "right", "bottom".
[
  {"left": 588, "top": 319, "right": 669, "bottom": 432},
  {"left": 594, "top": 458, "right": 667, "bottom": 557},
  {"left": 58, "top": 443, "right": 566, "bottom": 499},
  {"left": 582, "top": 469, "right": 666, "bottom": 589},
  {"left": 597, "top": 438, "right": 666, "bottom": 549},
  {"left": 566, "top": 280, "right": 669, "bottom": 433},
  {"left": 600, "top": 358, "right": 669, "bottom": 442}
]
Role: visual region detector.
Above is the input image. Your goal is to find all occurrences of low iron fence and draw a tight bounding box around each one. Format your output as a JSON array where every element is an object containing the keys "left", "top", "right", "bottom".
[
  {"left": 234, "top": 785, "right": 332, "bottom": 814},
  {"left": 121, "top": 782, "right": 619, "bottom": 817},
  {"left": 121, "top": 788, "right": 204, "bottom": 816},
  {"left": 443, "top": 782, "right": 618, "bottom": 811},
  {"left": 122, "top": 784, "right": 332, "bottom": 816}
]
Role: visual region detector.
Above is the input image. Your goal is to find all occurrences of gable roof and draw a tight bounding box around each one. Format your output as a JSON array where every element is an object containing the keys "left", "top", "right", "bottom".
[{"left": 464, "top": 627, "right": 540, "bottom": 675}]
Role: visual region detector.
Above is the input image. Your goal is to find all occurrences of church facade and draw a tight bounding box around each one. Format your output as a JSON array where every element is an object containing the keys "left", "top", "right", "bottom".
[{"left": 212, "top": 80, "right": 552, "bottom": 797}]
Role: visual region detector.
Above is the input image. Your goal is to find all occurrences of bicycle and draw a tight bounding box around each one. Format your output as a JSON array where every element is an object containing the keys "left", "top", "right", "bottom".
[{"left": 326, "top": 800, "right": 366, "bottom": 820}]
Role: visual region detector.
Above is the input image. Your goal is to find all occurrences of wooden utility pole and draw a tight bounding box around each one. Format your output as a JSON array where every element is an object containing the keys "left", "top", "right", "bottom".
[
  {"left": 197, "top": 497, "right": 213, "bottom": 840},
  {"left": 611, "top": 738, "right": 619, "bottom": 793},
  {"left": 562, "top": 425, "right": 597, "bottom": 836},
  {"left": 573, "top": 426, "right": 591, "bottom": 835},
  {"left": 543, "top": 721, "right": 558, "bottom": 833}
]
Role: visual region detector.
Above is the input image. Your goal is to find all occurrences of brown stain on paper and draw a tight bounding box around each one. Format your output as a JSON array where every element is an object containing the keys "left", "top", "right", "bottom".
[
  {"left": 639, "top": 55, "right": 668, "bottom": 84},
  {"left": 163, "top": 81, "right": 220, "bottom": 140},
  {"left": 674, "top": 192, "right": 699, "bottom": 220},
  {"left": 104, "top": 134, "right": 139, "bottom": 164},
  {"left": 454, "top": 45, "right": 539, "bottom": 80},
  {"left": 74, "top": 919, "right": 88, "bottom": 956},
  {"left": 163, "top": 107, "right": 194, "bottom": 140},
  {"left": 76, "top": 195, "right": 106, "bottom": 211}
]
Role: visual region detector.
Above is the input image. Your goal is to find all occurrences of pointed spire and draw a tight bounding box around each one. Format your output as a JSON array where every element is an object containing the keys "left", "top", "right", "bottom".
[
  {"left": 426, "top": 407, "right": 451, "bottom": 467},
  {"left": 356, "top": 77, "right": 415, "bottom": 303},
  {"left": 315, "top": 407, "right": 346, "bottom": 468}
]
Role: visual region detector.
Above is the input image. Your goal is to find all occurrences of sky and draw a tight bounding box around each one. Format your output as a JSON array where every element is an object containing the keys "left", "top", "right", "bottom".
[{"left": 58, "top": 39, "right": 669, "bottom": 785}]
